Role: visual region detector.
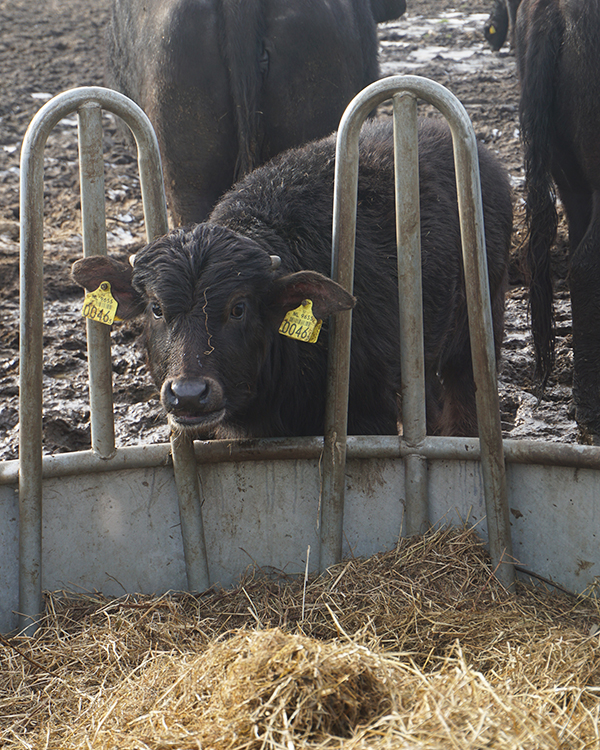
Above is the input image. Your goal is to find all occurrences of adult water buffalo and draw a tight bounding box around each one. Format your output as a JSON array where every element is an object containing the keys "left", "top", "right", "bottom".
[
  {"left": 73, "top": 119, "right": 512, "bottom": 439},
  {"left": 105, "top": 0, "right": 406, "bottom": 226},
  {"left": 517, "top": 0, "right": 600, "bottom": 442},
  {"left": 484, "top": 0, "right": 521, "bottom": 50}
]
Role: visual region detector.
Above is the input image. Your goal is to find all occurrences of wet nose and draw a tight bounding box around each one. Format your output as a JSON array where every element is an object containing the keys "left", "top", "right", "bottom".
[{"left": 163, "top": 378, "right": 212, "bottom": 413}]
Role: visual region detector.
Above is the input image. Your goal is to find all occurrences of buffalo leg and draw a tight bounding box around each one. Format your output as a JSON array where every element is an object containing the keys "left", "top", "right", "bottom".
[{"left": 568, "top": 192, "right": 600, "bottom": 442}]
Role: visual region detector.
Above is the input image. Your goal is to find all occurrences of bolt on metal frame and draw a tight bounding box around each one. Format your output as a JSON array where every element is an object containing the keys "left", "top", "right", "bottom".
[{"left": 320, "top": 76, "right": 514, "bottom": 590}]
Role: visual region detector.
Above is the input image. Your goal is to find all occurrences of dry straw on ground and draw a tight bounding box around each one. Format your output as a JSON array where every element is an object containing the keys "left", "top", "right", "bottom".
[{"left": 1, "top": 526, "right": 599, "bottom": 749}]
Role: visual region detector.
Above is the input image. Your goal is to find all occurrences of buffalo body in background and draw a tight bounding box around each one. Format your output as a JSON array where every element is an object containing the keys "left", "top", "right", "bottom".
[
  {"left": 73, "top": 119, "right": 512, "bottom": 439},
  {"left": 517, "top": 0, "right": 600, "bottom": 442},
  {"left": 484, "top": 0, "right": 521, "bottom": 49},
  {"left": 106, "top": 0, "right": 406, "bottom": 225}
]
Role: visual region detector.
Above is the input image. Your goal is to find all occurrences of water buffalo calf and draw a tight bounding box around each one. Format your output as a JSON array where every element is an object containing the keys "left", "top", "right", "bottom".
[
  {"left": 106, "top": 0, "right": 406, "bottom": 225},
  {"left": 73, "top": 119, "right": 512, "bottom": 439}
]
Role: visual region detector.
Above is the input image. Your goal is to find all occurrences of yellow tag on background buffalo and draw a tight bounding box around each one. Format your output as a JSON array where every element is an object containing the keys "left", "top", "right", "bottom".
[
  {"left": 279, "top": 299, "right": 322, "bottom": 344},
  {"left": 81, "top": 281, "right": 119, "bottom": 326}
]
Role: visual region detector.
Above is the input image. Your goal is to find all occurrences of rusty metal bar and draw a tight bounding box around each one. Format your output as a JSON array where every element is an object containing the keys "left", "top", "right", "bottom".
[{"left": 320, "top": 75, "right": 513, "bottom": 590}]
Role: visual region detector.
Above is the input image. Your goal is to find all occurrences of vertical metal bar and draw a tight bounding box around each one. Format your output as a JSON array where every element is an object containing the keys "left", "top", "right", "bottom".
[
  {"left": 393, "top": 92, "right": 429, "bottom": 535},
  {"left": 318, "top": 106, "right": 361, "bottom": 572},
  {"left": 319, "top": 92, "right": 381, "bottom": 572},
  {"left": 136, "top": 133, "right": 169, "bottom": 242},
  {"left": 88, "top": 90, "right": 208, "bottom": 590},
  {"left": 18, "top": 87, "right": 173, "bottom": 632},
  {"left": 406, "top": 75, "right": 513, "bottom": 588},
  {"left": 170, "top": 432, "right": 210, "bottom": 591},
  {"left": 449, "top": 125, "right": 514, "bottom": 590},
  {"left": 106, "top": 98, "right": 209, "bottom": 589},
  {"left": 78, "top": 103, "right": 115, "bottom": 459},
  {"left": 80, "top": 90, "right": 209, "bottom": 590},
  {"left": 72, "top": 90, "right": 211, "bottom": 593},
  {"left": 319, "top": 75, "right": 513, "bottom": 588},
  {"left": 19, "top": 112, "right": 46, "bottom": 636}
]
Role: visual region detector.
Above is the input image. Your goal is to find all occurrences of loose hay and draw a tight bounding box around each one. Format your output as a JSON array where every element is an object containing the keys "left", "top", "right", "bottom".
[{"left": 1, "top": 526, "right": 599, "bottom": 749}]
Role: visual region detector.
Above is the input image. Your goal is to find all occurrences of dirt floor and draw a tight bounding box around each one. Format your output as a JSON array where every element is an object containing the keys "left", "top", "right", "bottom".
[{"left": 0, "top": 0, "right": 578, "bottom": 460}]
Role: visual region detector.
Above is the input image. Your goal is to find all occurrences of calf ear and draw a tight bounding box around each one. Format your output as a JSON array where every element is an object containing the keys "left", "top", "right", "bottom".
[
  {"left": 71, "top": 256, "right": 146, "bottom": 320},
  {"left": 272, "top": 271, "right": 356, "bottom": 320}
]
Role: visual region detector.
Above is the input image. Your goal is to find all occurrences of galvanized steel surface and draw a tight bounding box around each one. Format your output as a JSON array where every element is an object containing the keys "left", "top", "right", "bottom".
[
  {"left": 3, "top": 442, "right": 600, "bottom": 633},
  {"left": 392, "top": 92, "right": 428, "bottom": 536},
  {"left": 19, "top": 87, "right": 168, "bottom": 633},
  {"left": 170, "top": 432, "right": 210, "bottom": 592},
  {"left": 78, "top": 102, "right": 115, "bottom": 459},
  {"left": 322, "top": 75, "right": 513, "bottom": 588},
  {"left": 15, "top": 76, "right": 577, "bottom": 632},
  {"left": 6, "top": 435, "right": 600, "bottom": 488}
]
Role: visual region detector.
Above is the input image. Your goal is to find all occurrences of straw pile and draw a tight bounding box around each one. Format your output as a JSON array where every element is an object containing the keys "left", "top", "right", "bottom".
[{"left": 1, "top": 526, "right": 599, "bottom": 749}]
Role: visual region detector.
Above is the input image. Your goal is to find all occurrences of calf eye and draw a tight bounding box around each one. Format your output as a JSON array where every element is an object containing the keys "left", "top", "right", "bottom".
[
  {"left": 230, "top": 302, "right": 246, "bottom": 320},
  {"left": 151, "top": 302, "right": 163, "bottom": 319}
]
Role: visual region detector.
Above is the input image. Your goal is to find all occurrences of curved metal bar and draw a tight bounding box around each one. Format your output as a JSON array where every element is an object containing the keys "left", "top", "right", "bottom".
[
  {"left": 320, "top": 75, "right": 513, "bottom": 590},
  {"left": 19, "top": 86, "right": 169, "bottom": 633}
]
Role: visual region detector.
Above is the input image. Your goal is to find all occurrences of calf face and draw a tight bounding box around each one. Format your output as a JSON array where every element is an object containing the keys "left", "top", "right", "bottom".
[{"left": 72, "top": 224, "right": 355, "bottom": 438}]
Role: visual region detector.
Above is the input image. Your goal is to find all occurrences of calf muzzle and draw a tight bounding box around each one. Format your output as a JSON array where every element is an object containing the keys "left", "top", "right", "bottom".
[{"left": 161, "top": 376, "right": 225, "bottom": 430}]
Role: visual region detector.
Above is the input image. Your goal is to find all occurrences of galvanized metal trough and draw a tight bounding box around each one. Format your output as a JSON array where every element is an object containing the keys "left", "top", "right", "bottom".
[{"left": 1, "top": 79, "right": 599, "bottom": 635}]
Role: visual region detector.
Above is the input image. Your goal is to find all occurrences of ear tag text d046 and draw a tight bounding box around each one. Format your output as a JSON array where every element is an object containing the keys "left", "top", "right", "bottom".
[
  {"left": 278, "top": 299, "right": 322, "bottom": 344},
  {"left": 81, "top": 281, "right": 119, "bottom": 326}
]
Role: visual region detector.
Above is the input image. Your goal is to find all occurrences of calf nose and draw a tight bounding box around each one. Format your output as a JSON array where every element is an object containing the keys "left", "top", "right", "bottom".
[{"left": 163, "top": 377, "right": 213, "bottom": 414}]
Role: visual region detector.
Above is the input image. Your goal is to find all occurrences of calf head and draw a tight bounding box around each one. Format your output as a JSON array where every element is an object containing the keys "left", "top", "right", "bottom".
[{"left": 72, "top": 223, "right": 355, "bottom": 438}]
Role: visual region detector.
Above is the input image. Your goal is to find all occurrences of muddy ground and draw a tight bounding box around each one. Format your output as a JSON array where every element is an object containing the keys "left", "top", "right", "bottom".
[{"left": 0, "top": 0, "right": 577, "bottom": 460}]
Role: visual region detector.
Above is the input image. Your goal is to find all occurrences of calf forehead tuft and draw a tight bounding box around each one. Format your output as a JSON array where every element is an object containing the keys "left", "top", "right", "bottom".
[{"left": 131, "top": 222, "right": 276, "bottom": 303}]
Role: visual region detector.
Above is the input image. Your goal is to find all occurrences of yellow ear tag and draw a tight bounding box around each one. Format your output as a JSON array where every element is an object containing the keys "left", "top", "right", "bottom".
[
  {"left": 489, "top": 24, "right": 496, "bottom": 34},
  {"left": 81, "top": 281, "right": 119, "bottom": 326},
  {"left": 279, "top": 299, "right": 322, "bottom": 344}
]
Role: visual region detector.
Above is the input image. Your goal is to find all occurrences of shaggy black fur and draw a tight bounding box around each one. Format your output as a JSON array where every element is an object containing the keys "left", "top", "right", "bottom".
[
  {"left": 517, "top": 0, "right": 600, "bottom": 439},
  {"left": 73, "top": 119, "right": 512, "bottom": 438}
]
